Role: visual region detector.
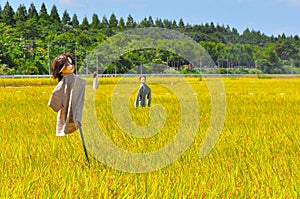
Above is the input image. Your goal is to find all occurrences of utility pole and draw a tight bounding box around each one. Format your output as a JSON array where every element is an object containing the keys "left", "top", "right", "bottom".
[
  {"left": 86, "top": 51, "right": 88, "bottom": 75},
  {"left": 255, "top": 60, "right": 257, "bottom": 75},
  {"left": 199, "top": 57, "right": 202, "bottom": 74},
  {"left": 114, "top": 55, "right": 117, "bottom": 77},
  {"left": 140, "top": 56, "right": 142, "bottom": 75},
  {"left": 48, "top": 43, "right": 50, "bottom": 76},
  {"left": 74, "top": 42, "right": 77, "bottom": 75},
  {"left": 227, "top": 58, "right": 229, "bottom": 76},
  {"left": 291, "top": 59, "right": 294, "bottom": 74},
  {"left": 96, "top": 53, "right": 99, "bottom": 74}
]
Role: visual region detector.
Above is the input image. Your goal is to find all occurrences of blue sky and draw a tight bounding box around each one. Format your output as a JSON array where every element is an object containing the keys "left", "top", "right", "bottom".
[{"left": 2, "top": 0, "right": 300, "bottom": 36}]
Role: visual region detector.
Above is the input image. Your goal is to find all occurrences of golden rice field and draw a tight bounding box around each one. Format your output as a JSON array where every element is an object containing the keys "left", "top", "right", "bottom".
[{"left": 0, "top": 76, "right": 299, "bottom": 198}]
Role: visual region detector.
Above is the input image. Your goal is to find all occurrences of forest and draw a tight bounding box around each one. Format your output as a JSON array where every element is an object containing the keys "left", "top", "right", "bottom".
[{"left": 0, "top": 1, "right": 299, "bottom": 75}]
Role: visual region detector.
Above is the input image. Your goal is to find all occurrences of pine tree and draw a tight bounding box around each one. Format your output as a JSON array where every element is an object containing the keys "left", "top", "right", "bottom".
[
  {"left": 91, "top": 13, "right": 100, "bottom": 28},
  {"left": 0, "top": 6, "right": 2, "bottom": 22},
  {"left": 109, "top": 13, "right": 118, "bottom": 28},
  {"left": 14, "top": 4, "right": 27, "bottom": 22},
  {"left": 71, "top": 14, "right": 79, "bottom": 27},
  {"left": 178, "top": 18, "right": 185, "bottom": 29},
  {"left": 39, "top": 3, "right": 49, "bottom": 21},
  {"left": 148, "top": 16, "right": 154, "bottom": 27},
  {"left": 2, "top": 2, "right": 15, "bottom": 25},
  {"left": 118, "top": 17, "right": 125, "bottom": 29},
  {"left": 171, "top": 20, "right": 177, "bottom": 29},
  {"left": 81, "top": 16, "right": 89, "bottom": 30},
  {"left": 27, "top": 3, "right": 38, "bottom": 19},
  {"left": 50, "top": 5, "right": 60, "bottom": 23},
  {"left": 101, "top": 15, "right": 109, "bottom": 28},
  {"left": 155, "top": 18, "right": 163, "bottom": 27},
  {"left": 126, "top": 14, "right": 134, "bottom": 28},
  {"left": 163, "top": 19, "right": 171, "bottom": 29},
  {"left": 139, "top": 17, "right": 147, "bottom": 28},
  {"left": 62, "top": 10, "right": 70, "bottom": 25}
]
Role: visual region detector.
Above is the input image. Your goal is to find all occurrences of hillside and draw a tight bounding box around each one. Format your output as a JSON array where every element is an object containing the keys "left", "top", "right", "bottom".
[{"left": 0, "top": 2, "right": 299, "bottom": 75}]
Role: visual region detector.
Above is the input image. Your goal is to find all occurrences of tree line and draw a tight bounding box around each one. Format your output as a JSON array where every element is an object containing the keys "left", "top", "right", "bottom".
[{"left": 0, "top": 1, "right": 299, "bottom": 75}]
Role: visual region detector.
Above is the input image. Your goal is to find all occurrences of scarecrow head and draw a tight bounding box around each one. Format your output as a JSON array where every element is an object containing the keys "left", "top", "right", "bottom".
[
  {"left": 51, "top": 53, "right": 76, "bottom": 81},
  {"left": 139, "top": 75, "right": 146, "bottom": 84}
]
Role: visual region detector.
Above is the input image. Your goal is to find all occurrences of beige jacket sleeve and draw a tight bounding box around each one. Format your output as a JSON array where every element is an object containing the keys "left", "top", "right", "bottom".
[{"left": 48, "top": 80, "right": 64, "bottom": 112}]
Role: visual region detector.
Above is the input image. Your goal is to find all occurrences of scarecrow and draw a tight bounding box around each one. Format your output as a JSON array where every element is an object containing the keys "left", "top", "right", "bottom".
[
  {"left": 135, "top": 75, "right": 151, "bottom": 107},
  {"left": 48, "top": 53, "right": 89, "bottom": 163}
]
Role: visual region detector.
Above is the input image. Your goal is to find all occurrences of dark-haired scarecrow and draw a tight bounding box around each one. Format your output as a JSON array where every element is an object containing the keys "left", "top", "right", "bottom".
[{"left": 134, "top": 75, "right": 151, "bottom": 108}]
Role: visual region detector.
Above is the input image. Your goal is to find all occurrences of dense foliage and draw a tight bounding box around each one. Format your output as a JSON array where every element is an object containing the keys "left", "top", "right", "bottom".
[{"left": 0, "top": 2, "right": 299, "bottom": 75}]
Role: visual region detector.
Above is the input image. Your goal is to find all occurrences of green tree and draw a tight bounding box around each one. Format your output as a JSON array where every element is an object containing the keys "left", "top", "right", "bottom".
[
  {"left": 101, "top": 15, "right": 109, "bottom": 28},
  {"left": 126, "top": 14, "right": 134, "bottom": 28},
  {"left": 268, "top": 50, "right": 280, "bottom": 68},
  {"left": 276, "top": 39, "right": 299, "bottom": 61},
  {"left": 0, "top": 27, "right": 14, "bottom": 69},
  {"left": 27, "top": 3, "right": 38, "bottom": 19},
  {"left": 109, "top": 13, "right": 118, "bottom": 28},
  {"left": 139, "top": 17, "right": 147, "bottom": 28},
  {"left": 163, "top": 19, "right": 171, "bottom": 28},
  {"left": 224, "top": 27, "right": 239, "bottom": 44},
  {"left": 71, "top": 14, "right": 79, "bottom": 27},
  {"left": 39, "top": 3, "right": 49, "bottom": 20},
  {"left": 178, "top": 18, "right": 184, "bottom": 29},
  {"left": 1, "top": 2, "right": 15, "bottom": 25},
  {"left": 81, "top": 16, "right": 89, "bottom": 30},
  {"left": 14, "top": 4, "right": 27, "bottom": 22},
  {"left": 214, "top": 42, "right": 226, "bottom": 67},
  {"left": 50, "top": 5, "right": 61, "bottom": 23},
  {"left": 61, "top": 10, "right": 70, "bottom": 25},
  {"left": 148, "top": 16, "right": 154, "bottom": 27},
  {"left": 118, "top": 17, "right": 125, "bottom": 29},
  {"left": 21, "top": 18, "right": 40, "bottom": 40},
  {"left": 91, "top": 13, "right": 100, "bottom": 29},
  {"left": 200, "top": 41, "right": 218, "bottom": 62},
  {"left": 171, "top": 20, "right": 177, "bottom": 29},
  {"left": 155, "top": 18, "right": 163, "bottom": 27},
  {"left": 243, "top": 44, "right": 255, "bottom": 67},
  {"left": 77, "top": 32, "right": 93, "bottom": 49},
  {"left": 52, "top": 31, "right": 76, "bottom": 54},
  {"left": 0, "top": 6, "right": 2, "bottom": 21}
]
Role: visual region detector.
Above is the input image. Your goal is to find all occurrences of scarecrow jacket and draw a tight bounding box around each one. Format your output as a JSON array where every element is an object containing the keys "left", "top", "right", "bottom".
[
  {"left": 135, "top": 84, "right": 151, "bottom": 107},
  {"left": 48, "top": 74, "right": 86, "bottom": 136}
]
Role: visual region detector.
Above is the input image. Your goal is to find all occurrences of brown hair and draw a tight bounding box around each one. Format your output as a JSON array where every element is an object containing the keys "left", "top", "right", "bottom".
[
  {"left": 139, "top": 75, "right": 146, "bottom": 81},
  {"left": 93, "top": 71, "right": 98, "bottom": 78},
  {"left": 51, "top": 53, "right": 75, "bottom": 81}
]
